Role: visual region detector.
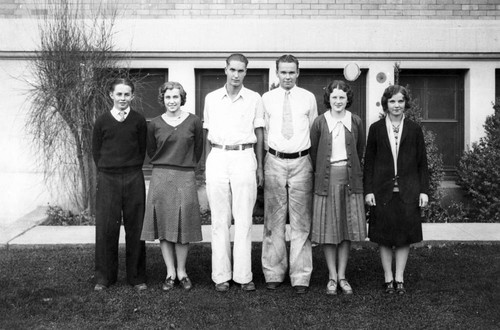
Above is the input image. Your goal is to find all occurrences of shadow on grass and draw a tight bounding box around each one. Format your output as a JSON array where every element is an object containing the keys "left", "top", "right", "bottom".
[{"left": 1, "top": 243, "right": 499, "bottom": 329}]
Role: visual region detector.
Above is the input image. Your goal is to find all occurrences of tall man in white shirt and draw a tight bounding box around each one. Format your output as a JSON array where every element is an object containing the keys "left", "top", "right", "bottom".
[
  {"left": 262, "top": 54, "right": 318, "bottom": 294},
  {"left": 203, "top": 53, "right": 265, "bottom": 292}
]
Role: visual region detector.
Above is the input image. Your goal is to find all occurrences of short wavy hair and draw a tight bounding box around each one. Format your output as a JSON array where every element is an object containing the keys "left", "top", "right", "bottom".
[
  {"left": 323, "top": 80, "right": 354, "bottom": 110},
  {"left": 158, "top": 81, "right": 187, "bottom": 106},
  {"left": 381, "top": 85, "right": 411, "bottom": 112}
]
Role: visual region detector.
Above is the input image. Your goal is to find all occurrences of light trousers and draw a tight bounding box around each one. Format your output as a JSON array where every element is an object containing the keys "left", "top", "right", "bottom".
[
  {"left": 262, "top": 153, "right": 313, "bottom": 286},
  {"left": 206, "top": 148, "right": 257, "bottom": 284}
]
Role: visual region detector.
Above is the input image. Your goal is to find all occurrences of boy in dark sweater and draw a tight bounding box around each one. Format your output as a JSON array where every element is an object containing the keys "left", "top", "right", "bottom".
[{"left": 92, "top": 78, "right": 148, "bottom": 292}]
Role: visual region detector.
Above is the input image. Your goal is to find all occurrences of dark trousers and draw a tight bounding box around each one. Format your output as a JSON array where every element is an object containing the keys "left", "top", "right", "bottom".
[{"left": 95, "top": 169, "right": 146, "bottom": 286}]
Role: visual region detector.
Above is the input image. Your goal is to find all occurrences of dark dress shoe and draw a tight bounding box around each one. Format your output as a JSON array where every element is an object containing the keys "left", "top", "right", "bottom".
[
  {"left": 384, "top": 281, "right": 395, "bottom": 294},
  {"left": 179, "top": 277, "right": 192, "bottom": 290},
  {"left": 395, "top": 281, "right": 406, "bottom": 294},
  {"left": 215, "top": 282, "right": 230, "bottom": 292},
  {"left": 294, "top": 285, "right": 308, "bottom": 294},
  {"left": 162, "top": 277, "right": 175, "bottom": 292},
  {"left": 241, "top": 281, "right": 256, "bottom": 291},
  {"left": 94, "top": 284, "right": 106, "bottom": 292},
  {"left": 266, "top": 282, "right": 281, "bottom": 290},
  {"left": 134, "top": 283, "right": 147, "bottom": 292}
]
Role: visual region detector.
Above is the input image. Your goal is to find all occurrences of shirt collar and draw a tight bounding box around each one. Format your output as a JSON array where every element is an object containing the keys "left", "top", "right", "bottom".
[
  {"left": 111, "top": 107, "right": 130, "bottom": 115},
  {"left": 220, "top": 85, "right": 248, "bottom": 101},
  {"left": 325, "top": 110, "right": 352, "bottom": 133}
]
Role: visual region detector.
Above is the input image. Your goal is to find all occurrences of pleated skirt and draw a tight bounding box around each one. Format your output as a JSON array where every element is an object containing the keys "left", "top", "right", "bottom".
[
  {"left": 141, "top": 167, "right": 202, "bottom": 244},
  {"left": 368, "top": 192, "right": 423, "bottom": 247},
  {"left": 311, "top": 165, "right": 367, "bottom": 244}
]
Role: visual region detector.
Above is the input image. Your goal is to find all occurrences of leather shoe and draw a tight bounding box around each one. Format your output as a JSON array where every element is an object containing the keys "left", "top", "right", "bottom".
[
  {"left": 241, "top": 281, "right": 256, "bottom": 291},
  {"left": 338, "top": 279, "right": 353, "bottom": 295},
  {"left": 162, "top": 277, "right": 175, "bottom": 292},
  {"left": 134, "top": 283, "right": 147, "bottom": 292},
  {"left": 294, "top": 285, "right": 308, "bottom": 294},
  {"left": 94, "top": 284, "right": 106, "bottom": 292},
  {"left": 326, "top": 279, "right": 337, "bottom": 295},
  {"left": 215, "top": 282, "right": 230, "bottom": 292},
  {"left": 384, "top": 281, "right": 395, "bottom": 294},
  {"left": 179, "top": 277, "right": 192, "bottom": 291},
  {"left": 395, "top": 281, "right": 406, "bottom": 294},
  {"left": 266, "top": 282, "right": 281, "bottom": 290}
]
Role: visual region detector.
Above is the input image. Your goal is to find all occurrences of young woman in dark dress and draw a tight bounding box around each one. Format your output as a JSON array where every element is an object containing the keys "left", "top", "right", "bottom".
[
  {"left": 140, "top": 81, "right": 203, "bottom": 291},
  {"left": 363, "top": 85, "right": 429, "bottom": 294}
]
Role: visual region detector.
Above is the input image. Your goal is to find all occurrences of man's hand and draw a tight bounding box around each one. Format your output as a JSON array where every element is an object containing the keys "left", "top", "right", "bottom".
[{"left": 256, "top": 167, "right": 264, "bottom": 188}]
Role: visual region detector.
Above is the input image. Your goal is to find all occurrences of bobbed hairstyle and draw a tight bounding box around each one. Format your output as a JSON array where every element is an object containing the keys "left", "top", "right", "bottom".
[
  {"left": 276, "top": 54, "right": 299, "bottom": 71},
  {"left": 108, "top": 77, "right": 135, "bottom": 94},
  {"left": 158, "top": 81, "right": 187, "bottom": 106},
  {"left": 381, "top": 85, "right": 411, "bottom": 112},
  {"left": 323, "top": 80, "right": 354, "bottom": 109},
  {"left": 226, "top": 53, "right": 248, "bottom": 67}
]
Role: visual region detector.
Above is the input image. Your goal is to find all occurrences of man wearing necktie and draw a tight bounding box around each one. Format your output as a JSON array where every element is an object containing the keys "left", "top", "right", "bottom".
[{"left": 261, "top": 54, "right": 318, "bottom": 294}]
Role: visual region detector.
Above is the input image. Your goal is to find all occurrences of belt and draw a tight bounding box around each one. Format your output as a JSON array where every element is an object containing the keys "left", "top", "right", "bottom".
[
  {"left": 269, "top": 147, "right": 309, "bottom": 159},
  {"left": 211, "top": 143, "right": 254, "bottom": 151}
]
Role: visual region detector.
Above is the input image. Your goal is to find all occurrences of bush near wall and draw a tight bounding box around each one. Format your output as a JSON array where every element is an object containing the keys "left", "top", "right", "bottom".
[{"left": 456, "top": 103, "right": 500, "bottom": 223}]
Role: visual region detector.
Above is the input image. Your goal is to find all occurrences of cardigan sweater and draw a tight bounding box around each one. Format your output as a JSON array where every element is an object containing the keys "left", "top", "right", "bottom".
[
  {"left": 147, "top": 113, "right": 204, "bottom": 169},
  {"left": 92, "top": 110, "right": 147, "bottom": 173},
  {"left": 363, "top": 117, "right": 430, "bottom": 205},
  {"left": 310, "top": 112, "right": 365, "bottom": 196}
]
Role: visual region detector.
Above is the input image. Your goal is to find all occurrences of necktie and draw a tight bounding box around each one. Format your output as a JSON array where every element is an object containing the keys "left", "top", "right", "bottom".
[
  {"left": 281, "top": 91, "right": 293, "bottom": 139},
  {"left": 119, "top": 111, "right": 125, "bottom": 122}
]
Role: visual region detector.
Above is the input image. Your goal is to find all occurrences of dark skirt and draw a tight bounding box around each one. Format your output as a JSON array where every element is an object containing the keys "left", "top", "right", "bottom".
[
  {"left": 141, "top": 167, "right": 202, "bottom": 244},
  {"left": 311, "top": 165, "right": 367, "bottom": 244},
  {"left": 368, "top": 192, "right": 423, "bottom": 247}
]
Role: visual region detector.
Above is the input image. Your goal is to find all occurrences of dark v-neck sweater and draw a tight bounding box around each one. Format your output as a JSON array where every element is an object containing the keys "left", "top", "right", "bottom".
[{"left": 92, "top": 110, "right": 147, "bottom": 173}]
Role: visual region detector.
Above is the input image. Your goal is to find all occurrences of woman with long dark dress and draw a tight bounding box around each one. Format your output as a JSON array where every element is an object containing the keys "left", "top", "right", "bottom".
[{"left": 364, "top": 85, "right": 429, "bottom": 294}]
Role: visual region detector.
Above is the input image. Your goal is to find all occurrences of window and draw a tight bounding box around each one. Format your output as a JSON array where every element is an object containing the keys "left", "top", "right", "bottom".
[{"left": 399, "top": 70, "right": 465, "bottom": 177}]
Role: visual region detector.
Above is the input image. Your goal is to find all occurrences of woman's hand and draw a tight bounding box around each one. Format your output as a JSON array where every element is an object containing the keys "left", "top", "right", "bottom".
[
  {"left": 419, "top": 193, "right": 428, "bottom": 207},
  {"left": 365, "top": 193, "right": 376, "bottom": 206}
]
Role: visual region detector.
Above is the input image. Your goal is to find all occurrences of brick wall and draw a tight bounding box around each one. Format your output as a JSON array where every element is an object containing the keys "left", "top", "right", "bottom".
[{"left": 2, "top": 0, "right": 500, "bottom": 19}]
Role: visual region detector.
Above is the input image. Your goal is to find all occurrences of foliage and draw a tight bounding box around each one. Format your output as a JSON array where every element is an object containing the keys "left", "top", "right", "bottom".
[
  {"left": 25, "top": 0, "right": 122, "bottom": 215},
  {"left": 456, "top": 103, "right": 500, "bottom": 222},
  {"left": 43, "top": 205, "right": 95, "bottom": 226}
]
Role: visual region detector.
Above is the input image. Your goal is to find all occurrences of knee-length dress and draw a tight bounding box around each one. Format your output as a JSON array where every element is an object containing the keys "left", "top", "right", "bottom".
[
  {"left": 310, "top": 111, "right": 367, "bottom": 245},
  {"left": 140, "top": 113, "right": 204, "bottom": 244}
]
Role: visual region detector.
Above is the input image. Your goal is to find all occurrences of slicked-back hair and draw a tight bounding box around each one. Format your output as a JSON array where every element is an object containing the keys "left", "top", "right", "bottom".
[
  {"left": 323, "top": 80, "right": 354, "bottom": 109},
  {"left": 381, "top": 85, "right": 411, "bottom": 112},
  {"left": 276, "top": 54, "right": 299, "bottom": 71},
  {"left": 108, "top": 77, "right": 135, "bottom": 94},
  {"left": 158, "top": 81, "right": 187, "bottom": 106},
  {"left": 226, "top": 53, "right": 248, "bottom": 67}
]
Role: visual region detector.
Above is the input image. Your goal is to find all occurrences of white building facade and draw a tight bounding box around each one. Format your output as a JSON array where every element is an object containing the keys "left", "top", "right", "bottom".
[{"left": 1, "top": 0, "right": 499, "bottom": 224}]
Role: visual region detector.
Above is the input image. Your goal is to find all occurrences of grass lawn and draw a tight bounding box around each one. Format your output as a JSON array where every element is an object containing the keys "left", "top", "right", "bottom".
[{"left": 1, "top": 243, "right": 499, "bottom": 329}]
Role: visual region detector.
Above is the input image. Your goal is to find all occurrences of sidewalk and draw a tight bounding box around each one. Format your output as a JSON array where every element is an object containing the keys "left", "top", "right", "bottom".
[{"left": 1, "top": 206, "right": 499, "bottom": 248}]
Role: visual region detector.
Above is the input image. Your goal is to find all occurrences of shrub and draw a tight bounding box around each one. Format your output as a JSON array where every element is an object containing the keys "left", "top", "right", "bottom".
[
  {"left": 43, "top": 205, "right": 95, "bottom": 226},
  {"left": 456, "top": 103, "right": 500, "bottom": 222}
]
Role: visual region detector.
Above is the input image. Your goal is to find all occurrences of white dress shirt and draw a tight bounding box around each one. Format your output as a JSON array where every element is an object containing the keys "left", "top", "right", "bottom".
[
  {"left": 203, "top": 85, "right": 265, "bottom": 145},
  {"left": 263, "top": 86, "right": 318, "bottom": 153}
]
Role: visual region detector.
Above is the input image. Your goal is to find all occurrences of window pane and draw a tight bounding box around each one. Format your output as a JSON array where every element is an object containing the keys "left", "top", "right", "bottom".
[{"left": 130, "top": 69, "right": 167, "bottom": 120}]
